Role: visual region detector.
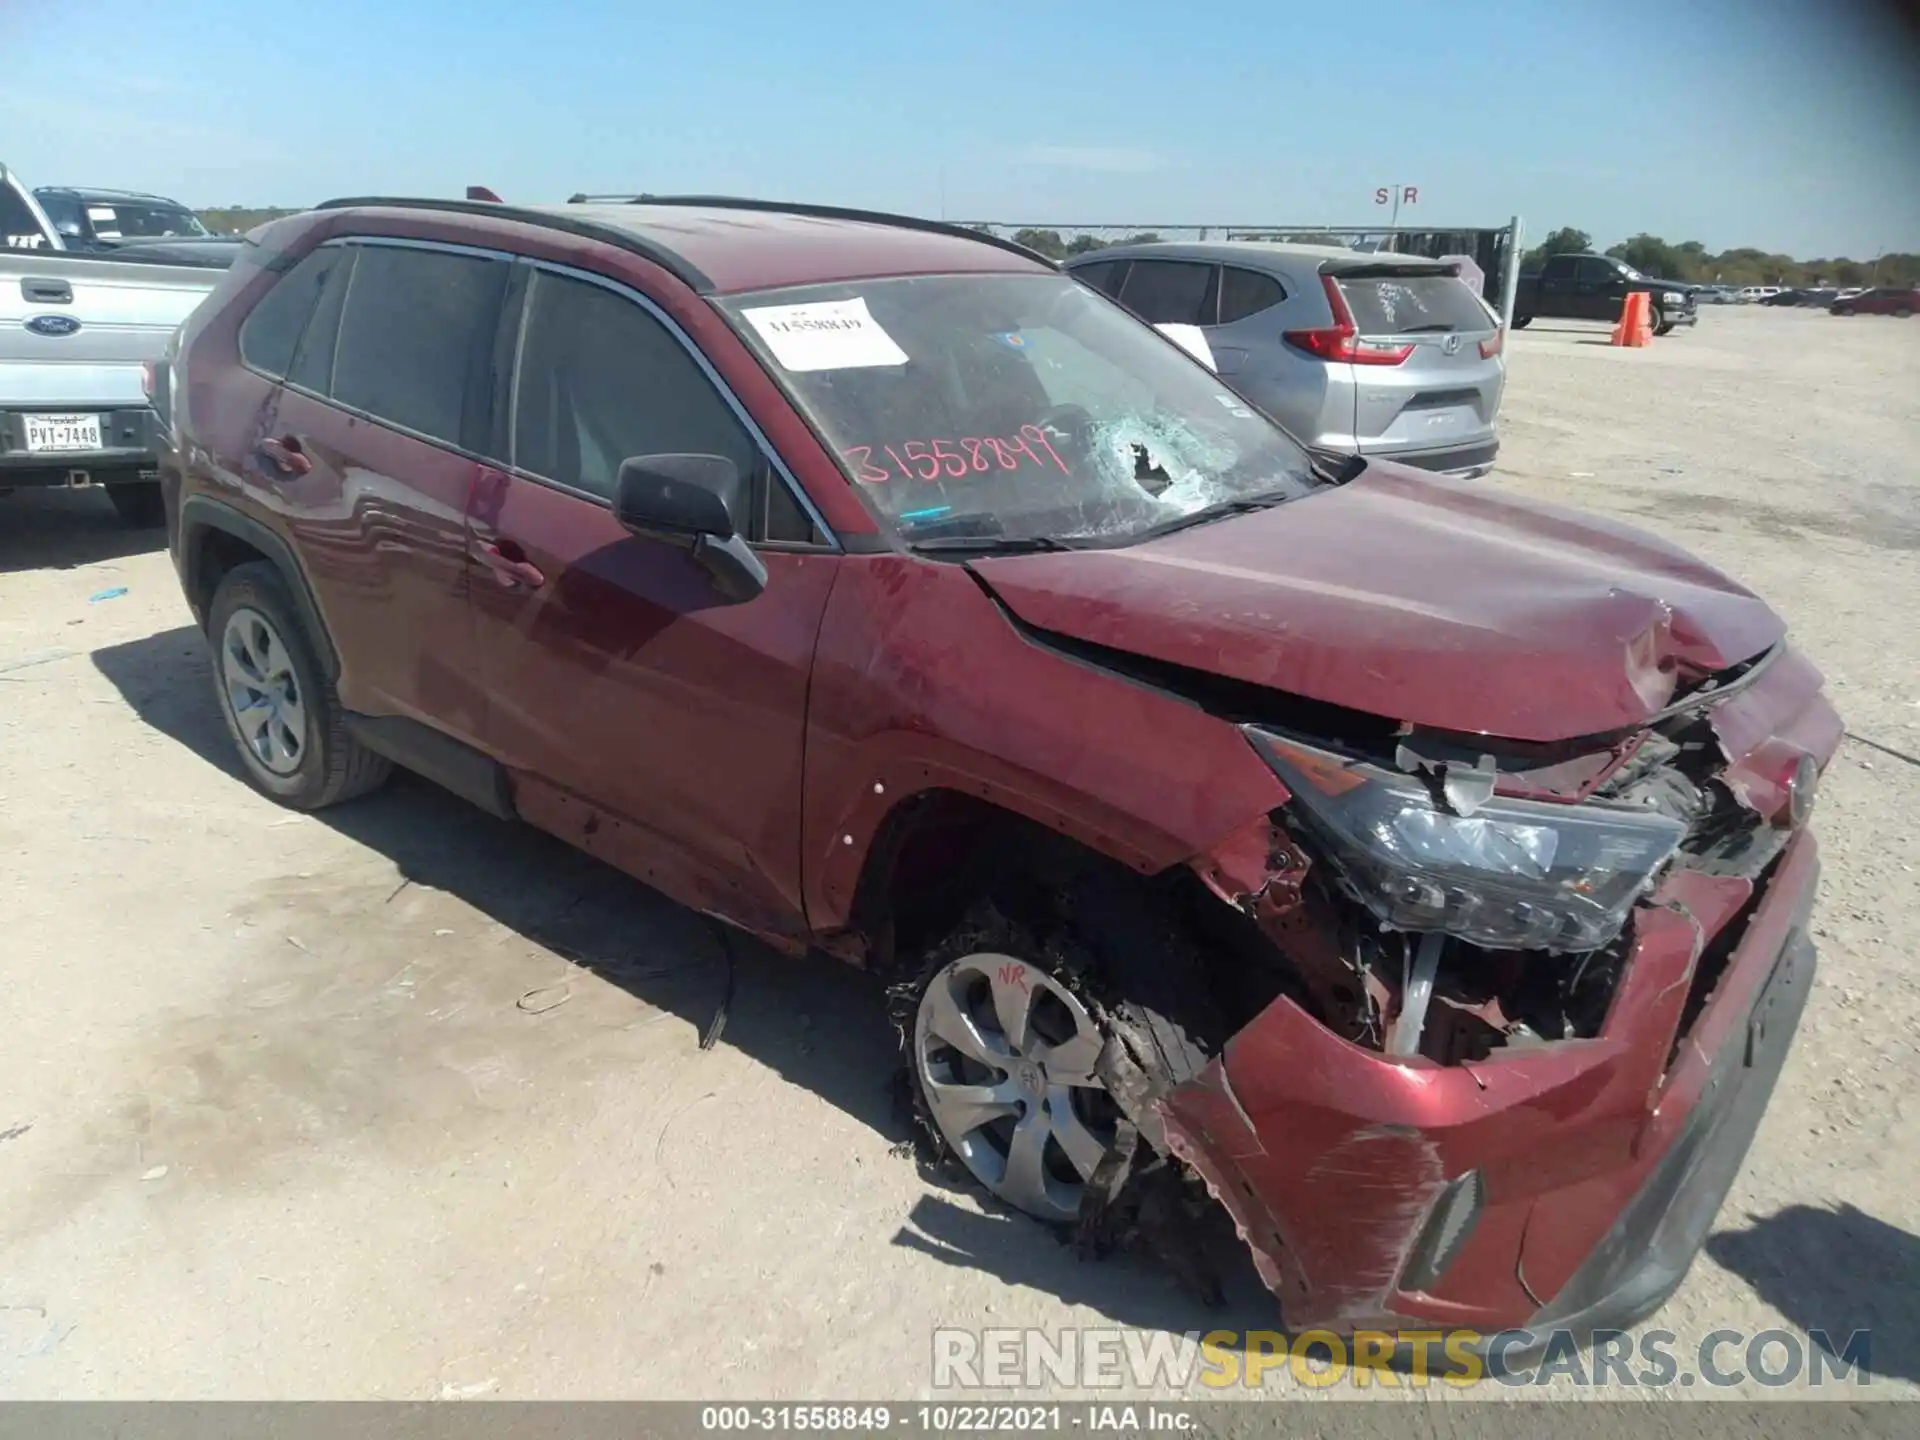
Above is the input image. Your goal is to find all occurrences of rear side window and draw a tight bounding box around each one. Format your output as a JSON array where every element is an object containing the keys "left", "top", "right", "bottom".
[
  {"left": 1336, "top": 273, "right": 1492, "bottom": 334},
  {"left": 239, "top": 247, "right": 341, "bottom": 378},
  {"left": 1218, "top": 266, "right": 1286, "bottom": 324},
  {"left": 1118, "top": 261, "right": 1219, "bottom": 326},
  {"left": 330, "top": 244, "right": 508, "bottom": 448},
  {"left": 1071, "top": 259, "right": 1127, "bottom": 298},
  {"left": 513, "top": 271, "right": 810, "bottom": 536}
]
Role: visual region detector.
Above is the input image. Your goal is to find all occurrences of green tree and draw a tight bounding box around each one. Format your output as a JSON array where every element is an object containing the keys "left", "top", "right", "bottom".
[
  {"left": 1064, "top": 234, "right": 1108, "bottom": 255},
  {"left": 1522, "top": 226, "right": 1591, "bottom": 269},
  {"left": 1011, "top": 228, "right": 1068, "bottom": 260},
  {"left": 1119, "top": 232, "right": 1163, "bottom": 246},
  {"left": 1614, "top": 234, "right": 1686, "bottom": 279}
]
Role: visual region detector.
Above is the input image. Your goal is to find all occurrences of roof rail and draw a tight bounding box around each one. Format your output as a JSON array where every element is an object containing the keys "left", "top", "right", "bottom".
[
  {"left": 565, "top": 192, "right": 1060, "bottom": 270},
  {"left": 312, "top": 195, "right": 714, "bottom": 291}
]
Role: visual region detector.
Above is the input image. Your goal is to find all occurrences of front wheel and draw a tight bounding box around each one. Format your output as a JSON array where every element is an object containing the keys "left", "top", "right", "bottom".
[
  {"left": 1897, "top": 307, "right": 1914, "bottom": 319},
  {"left": 1511, "top": 315, "right": 1532, "bottom": 330},
  {"left": 899, "top": 888, "right": 1218, "bottom": 1226}
]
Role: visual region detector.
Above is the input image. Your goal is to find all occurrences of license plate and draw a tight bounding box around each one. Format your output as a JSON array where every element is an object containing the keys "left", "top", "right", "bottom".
[{"left": 24, "top": 413, "right": 103, "bottom": 453}]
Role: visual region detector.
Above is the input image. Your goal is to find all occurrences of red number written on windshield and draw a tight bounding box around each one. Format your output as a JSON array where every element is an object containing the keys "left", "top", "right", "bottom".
[{"left": 842, "top": 424, "right": 1068, "bottom": 485}]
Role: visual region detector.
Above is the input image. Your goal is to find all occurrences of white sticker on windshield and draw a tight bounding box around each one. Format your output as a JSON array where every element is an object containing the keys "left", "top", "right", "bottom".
[
  {"left": 741, "top": 298, "right": 909, "bottom": 372},
  {"left": 1156, "top": 323, "right": 1215, "bottom": 371}
]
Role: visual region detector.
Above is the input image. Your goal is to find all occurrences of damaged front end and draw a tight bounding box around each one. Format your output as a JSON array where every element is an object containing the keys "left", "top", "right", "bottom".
[{"left": 1130, "top": 643, "right": 1841, "bottom": 1334}]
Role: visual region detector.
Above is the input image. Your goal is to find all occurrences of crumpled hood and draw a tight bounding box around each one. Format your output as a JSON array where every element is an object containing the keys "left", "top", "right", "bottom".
[{"left": 969, "top": 466, "right": 1786, "bottom": 743}]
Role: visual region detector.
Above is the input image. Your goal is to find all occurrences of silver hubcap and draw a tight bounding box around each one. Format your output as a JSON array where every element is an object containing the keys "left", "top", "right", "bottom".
[
  {"left": 913, "top": 953, "right": 1120, "bottom": 1223},
  {"left": 220, "top": 607, "right": 307, "bottom": 776}
]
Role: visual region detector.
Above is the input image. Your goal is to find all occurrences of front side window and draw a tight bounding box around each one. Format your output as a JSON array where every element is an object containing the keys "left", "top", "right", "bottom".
[
  {"left": 720, "top": 272, "right": 1318, "bottom": 547},
  {"left": 512, "top": 270, "right": 758, "bottom": 499},
  {"left": 330, "top": 244, "right": 507, "bottom": 448}
]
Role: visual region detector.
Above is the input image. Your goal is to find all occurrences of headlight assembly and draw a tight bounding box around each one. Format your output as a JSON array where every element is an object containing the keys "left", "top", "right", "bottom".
[{"left": 1245, "top": 729, "right": 1684, "bottom": 953}]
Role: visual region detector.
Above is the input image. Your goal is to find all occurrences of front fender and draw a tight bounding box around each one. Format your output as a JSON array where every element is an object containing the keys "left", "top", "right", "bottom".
[{"left": 801, "top": 555, "right": 1288, "bottom": 932}]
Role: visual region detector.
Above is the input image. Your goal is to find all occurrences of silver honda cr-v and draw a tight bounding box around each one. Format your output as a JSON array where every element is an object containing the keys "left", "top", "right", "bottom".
[{"left": 1065, "top": 242, "right": 1505, "bottom": 477}]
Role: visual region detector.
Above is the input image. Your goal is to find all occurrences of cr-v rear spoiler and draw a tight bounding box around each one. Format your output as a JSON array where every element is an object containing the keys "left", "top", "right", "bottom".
[{"left": 1317, "top": 255, "right": 1459, "bottom": 279}]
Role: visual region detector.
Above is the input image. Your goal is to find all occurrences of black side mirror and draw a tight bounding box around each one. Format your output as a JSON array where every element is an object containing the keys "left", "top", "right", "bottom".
[{"left": 613, "top": 453, "right": 768, "bottom": 604}]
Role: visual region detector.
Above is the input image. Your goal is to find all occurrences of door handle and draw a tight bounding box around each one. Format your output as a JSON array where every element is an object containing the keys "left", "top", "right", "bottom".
[
  {"left": 258, "top": 435, "right": 312, "bottom": 476},
  {"left": 471, "top": 539, "right": 546, "bottom": 589}
]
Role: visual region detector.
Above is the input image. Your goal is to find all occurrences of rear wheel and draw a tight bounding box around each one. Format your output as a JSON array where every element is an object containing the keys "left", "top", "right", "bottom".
[
  {"left": 1511, "top": 315, "right": 1532, "bottom": 330},
  {"left": 1897, "top": 307, "right": 1914, "bottom": 319},
  {"left": 106, "top": 479, "right": 165, "bottom": 528},
  {"left": 207, "top": 562, "right": 391, "bottom": 809}
]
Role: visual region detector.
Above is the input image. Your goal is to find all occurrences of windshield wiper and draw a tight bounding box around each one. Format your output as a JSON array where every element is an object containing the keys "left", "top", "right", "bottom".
[
  {"left": 1140, "top": 488, "right": 1299, "bottom": 540},
  {"left": 907, "top": 534, "right": 1078, "bottom": 555}
]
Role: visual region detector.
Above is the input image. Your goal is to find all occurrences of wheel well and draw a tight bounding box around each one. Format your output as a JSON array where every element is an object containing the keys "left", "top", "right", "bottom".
[
  {"left": 844, "top": 789, "right": 1273, "bottom": 998},
  {"left": 190, "top": 525, "right": 271, "bottom": 624},
  {"left": 848, "top": 790, "right": 1113, "bottom": 977}
]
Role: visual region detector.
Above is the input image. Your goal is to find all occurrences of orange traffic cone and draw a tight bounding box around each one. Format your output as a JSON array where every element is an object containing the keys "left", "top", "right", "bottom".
[{"left": 1611, "top": 292, "right": 1652, "bottom": 347}]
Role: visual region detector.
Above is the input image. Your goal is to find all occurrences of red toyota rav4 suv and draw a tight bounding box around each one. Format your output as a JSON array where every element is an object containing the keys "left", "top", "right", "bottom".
[{"left": 163, "top": 194, "right": 1839, "bottom": 1348}]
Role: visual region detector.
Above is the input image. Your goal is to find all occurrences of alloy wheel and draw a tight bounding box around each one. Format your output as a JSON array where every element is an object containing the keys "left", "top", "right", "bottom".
[
  {"left": 220, "top": 606, "right": 308, "bottom": 776},
  {"left": 913, "top": 953, "right": 1121, "bottom": 1222}
]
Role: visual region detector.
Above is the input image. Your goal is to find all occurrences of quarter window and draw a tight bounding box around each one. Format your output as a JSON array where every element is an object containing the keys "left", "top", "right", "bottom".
[
  {"left": 239, "top": 247, "right": 343, "bottom": 379},
  {"left": 1217, "top": 266, "right": 1286, "bottom": 324}
]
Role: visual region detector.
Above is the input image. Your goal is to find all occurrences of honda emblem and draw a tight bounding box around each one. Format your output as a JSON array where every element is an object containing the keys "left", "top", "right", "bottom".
[{"left": 1442, "top": 334, "right": 1462, "bottom": 355}]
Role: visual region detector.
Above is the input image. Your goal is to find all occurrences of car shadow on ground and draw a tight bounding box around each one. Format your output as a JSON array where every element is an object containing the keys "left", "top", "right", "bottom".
[
  {"left": 1704, "top": 1202, "right": 1919, "bottom": 1385},
  {"left": 0, "top": 486, "right": 164, "bottom": 575},
  {"left": 92, "top": 623, "right": 1272, "bottom": 1336}
]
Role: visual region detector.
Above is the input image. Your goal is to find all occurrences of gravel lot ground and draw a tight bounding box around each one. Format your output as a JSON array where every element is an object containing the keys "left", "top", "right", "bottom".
[{"left": 0, "top": 306, "right": 1914, "bottom": 1408}]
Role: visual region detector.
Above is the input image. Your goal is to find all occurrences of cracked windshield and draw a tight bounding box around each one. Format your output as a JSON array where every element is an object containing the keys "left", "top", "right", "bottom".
[{"left": 723, "top": 273, "right": 1318, "bottom": 545}]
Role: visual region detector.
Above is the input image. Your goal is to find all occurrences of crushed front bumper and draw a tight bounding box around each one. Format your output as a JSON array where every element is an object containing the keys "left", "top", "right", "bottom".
[{"left": 1161, "top": 828, "right": 1821, "bottom": 1336}]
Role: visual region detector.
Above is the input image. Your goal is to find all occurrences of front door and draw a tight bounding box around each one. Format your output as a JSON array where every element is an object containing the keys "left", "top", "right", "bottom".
[{"left": 469, "top": 263, "right": 837, "bottom": 941}]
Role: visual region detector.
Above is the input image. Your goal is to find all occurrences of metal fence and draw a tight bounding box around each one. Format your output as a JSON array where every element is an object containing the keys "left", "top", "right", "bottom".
[{"left": 960, "top": 217, "right": 1527, "bottom": 328}]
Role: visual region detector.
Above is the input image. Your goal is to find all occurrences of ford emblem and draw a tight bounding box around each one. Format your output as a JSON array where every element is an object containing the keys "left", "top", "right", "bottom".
[{"left": 26, "top": 314, "right": 81, "bottom": 338}]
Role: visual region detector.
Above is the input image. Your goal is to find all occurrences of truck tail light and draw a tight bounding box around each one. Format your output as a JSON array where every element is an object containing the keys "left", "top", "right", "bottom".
[
  {"left": 1283, "top": 275, "right": 1415, "bottom": 365},
  {"left": 1479, "top": 329, "right": 1504, "bottom": 358}
]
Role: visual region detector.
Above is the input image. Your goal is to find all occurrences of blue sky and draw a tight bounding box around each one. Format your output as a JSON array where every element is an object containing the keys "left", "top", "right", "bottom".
[{"left": 4, "top": 0, "right": 1916, "bottom": 257}]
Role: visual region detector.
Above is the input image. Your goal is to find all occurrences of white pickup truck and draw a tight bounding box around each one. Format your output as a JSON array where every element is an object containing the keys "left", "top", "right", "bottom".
[{"left": 2, "top": 162, "right": 239, "bottom": 526}]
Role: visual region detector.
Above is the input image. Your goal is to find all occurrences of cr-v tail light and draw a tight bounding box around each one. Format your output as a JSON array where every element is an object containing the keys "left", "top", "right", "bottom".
[
  {"left": 1479, "top": 328, "right": 1504, "bottom": 358},
  {"left": 1283, "top": 275, "right": 1415, "bottom": 365},
  {"left": 140, "top": 361, "right": 157, "bottom": 402}
]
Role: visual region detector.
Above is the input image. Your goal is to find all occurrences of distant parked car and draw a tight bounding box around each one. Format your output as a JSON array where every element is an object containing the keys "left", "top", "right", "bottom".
[
  {"left": 32, "top": 186, "right": 211, "bottom": 253},
  {"left": 1830, "top": 286, "right": 1917, "bottom": 317},
  {"left": 1066, "top": 242, "right": 1505, "bottom": 478},
  {"left": 1694, "top": 286, "right": 1737, "bottom": 305}
]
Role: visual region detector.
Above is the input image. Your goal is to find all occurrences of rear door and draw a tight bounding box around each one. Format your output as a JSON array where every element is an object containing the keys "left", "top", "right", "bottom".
[
  {"left": 1332, "top": 267, "right": 1504, "bottom": 460},
  {"left": 262, "top": 238, "right": 506, "bottom": 741},
  {"left": 467, "top": 261, "right": 837, "bottom": 941},
  {"left": 1536, "top": 254, "right": 1578, "bottom": 315},
  {"left": 1574, "top": 256, "right": 1625, "bottom": 320}
]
